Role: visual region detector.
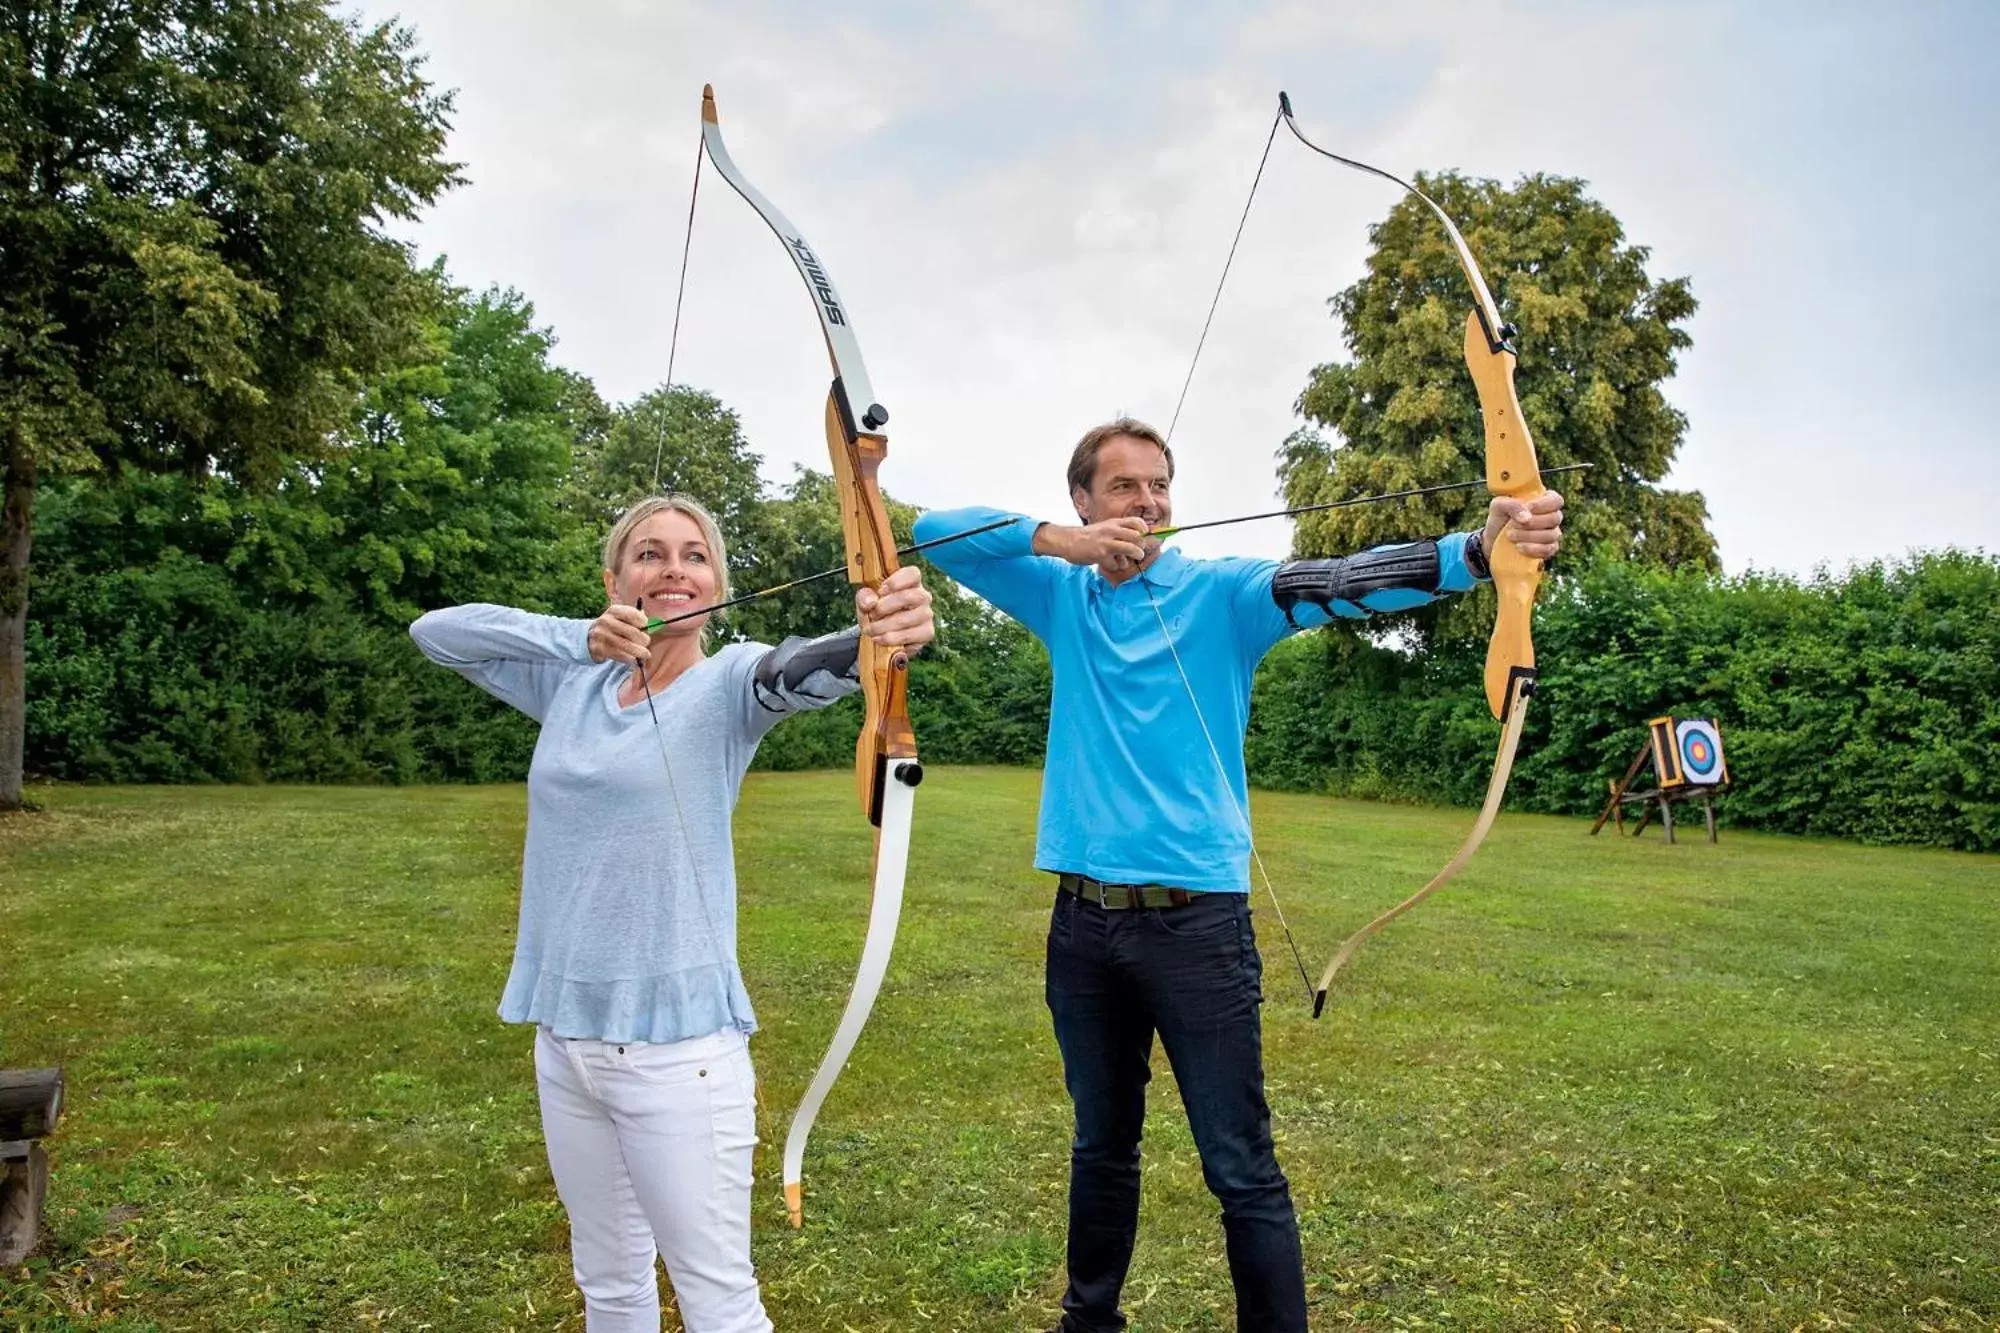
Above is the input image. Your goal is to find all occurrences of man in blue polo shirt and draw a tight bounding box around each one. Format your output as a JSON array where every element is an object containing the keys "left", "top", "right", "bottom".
[{"left": 914, "top": 417, "right": 1564, "bottom": 1333}]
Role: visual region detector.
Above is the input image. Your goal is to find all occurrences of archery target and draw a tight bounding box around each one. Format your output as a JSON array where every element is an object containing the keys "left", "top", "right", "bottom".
[{"left": 1674, "top": 718, "right": 1725, "bottom": 785}]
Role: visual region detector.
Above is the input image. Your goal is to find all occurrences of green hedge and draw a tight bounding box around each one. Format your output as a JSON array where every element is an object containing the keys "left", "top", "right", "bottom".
[
  {"left": 27, "top": 475, "right": 1994, "bottom": 853},
  {"left": 23, "top": 478, "right": 1051, "bottom": 784},
  {"left": 1247, "top": 551, "right": 2000, "bottom": 851}
]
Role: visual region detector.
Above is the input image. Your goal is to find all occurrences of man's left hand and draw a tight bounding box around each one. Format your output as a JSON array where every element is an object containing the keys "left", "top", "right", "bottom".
[
  {"left": 855, "top": 566, "right": 935, "bottom": 649},
  {"left": 1482, "top": 490, "right": 1565, "bottom": 563}
]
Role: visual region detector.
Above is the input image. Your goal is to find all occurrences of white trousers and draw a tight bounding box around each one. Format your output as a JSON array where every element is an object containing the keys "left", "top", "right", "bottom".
[{"left": 534, "top": 1026, "right": 772, "bottom": 1333}]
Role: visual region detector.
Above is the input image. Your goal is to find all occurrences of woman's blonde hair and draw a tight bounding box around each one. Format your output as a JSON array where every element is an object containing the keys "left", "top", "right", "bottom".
[{"left": 602, "top": 495, "right": 732, "bottom": 608}]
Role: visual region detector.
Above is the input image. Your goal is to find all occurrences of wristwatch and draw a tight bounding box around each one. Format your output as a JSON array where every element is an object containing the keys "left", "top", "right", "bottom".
[{"left": 1465, "top": 528, "right": 1493, "bottom": 581}]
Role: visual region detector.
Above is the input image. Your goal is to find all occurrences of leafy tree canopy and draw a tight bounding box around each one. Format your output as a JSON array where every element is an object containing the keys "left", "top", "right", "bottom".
[
  {"left": 0, "top": 0, "right": 460, "bottom": 479},
  {"left": 1277, "top": 172, "right": 1712, "bottom": 645},
  {"left": 1, "top": 0, "right": 461, "bottom": 804}
]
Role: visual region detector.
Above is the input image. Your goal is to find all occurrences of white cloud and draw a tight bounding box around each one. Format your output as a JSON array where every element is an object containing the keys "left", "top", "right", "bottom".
[{"left": 364, "top": 0, "right": 2000, "bottom": 574}]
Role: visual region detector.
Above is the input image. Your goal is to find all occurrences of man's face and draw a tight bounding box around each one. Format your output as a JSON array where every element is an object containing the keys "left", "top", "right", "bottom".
[{"left": 1072, "top": 434, "right": 1172, "bottom": 531}]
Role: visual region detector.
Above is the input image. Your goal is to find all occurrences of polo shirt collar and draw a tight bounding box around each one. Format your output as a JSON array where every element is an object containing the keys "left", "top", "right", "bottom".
[{"left": 1089, "top": 544, "right": 1188, "bottom": 595}]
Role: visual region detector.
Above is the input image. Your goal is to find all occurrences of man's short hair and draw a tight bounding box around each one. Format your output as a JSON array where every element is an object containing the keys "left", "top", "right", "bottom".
[{"left": 1066, "top": 417, "right": 1174, "bottom": 496}]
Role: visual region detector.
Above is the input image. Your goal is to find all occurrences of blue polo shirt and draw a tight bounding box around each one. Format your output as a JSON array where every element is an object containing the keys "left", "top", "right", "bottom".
[{"left": 913, "top": 507, "right": 1485, "bottom": 892}]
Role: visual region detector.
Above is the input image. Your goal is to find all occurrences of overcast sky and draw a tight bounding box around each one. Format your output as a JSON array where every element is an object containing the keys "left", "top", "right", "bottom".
[{"left": 356, "top": 0, "right": 1998, "bottom": 576}]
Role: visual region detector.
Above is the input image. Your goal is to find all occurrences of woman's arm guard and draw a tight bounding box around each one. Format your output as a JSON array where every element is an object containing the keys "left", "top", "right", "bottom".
[{"left": 753, "top": 626, "right": 863, "bottom": 712}]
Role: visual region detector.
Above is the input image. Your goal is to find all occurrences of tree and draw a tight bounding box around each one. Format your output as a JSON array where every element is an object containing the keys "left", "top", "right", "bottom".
[
  {"left": 237, "top": 284, "right": 603, "bottom": 627},
  {"left": 1276, "top": 171, "right": 1711, "bottom": 644},
  {"left": 568, "top": 384, "right": 773, "bottom": 593},
  {"left": 0, "top": 0, "right": 458, "bottom": 807},
  {"left": 22, "top": 283, "right": 610, "bottom": 785}
]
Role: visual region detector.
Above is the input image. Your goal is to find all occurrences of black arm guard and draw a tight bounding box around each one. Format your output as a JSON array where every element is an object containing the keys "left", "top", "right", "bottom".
[
  {"left": 753, "top": 626, "right": 862, "bottom": 712},
  {"left": 1271, "top": 541, "right": 1442, "bottom": 629}
]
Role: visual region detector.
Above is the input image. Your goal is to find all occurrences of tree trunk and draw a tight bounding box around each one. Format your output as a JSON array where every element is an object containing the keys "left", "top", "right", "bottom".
[{"left": 0, "top": 419, "right": 35, "bottom": 810}]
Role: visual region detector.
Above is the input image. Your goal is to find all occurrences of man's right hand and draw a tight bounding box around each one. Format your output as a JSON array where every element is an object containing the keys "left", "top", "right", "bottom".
[{"left": 1033, "top": 516, "right": 1155, "bottom": 573}]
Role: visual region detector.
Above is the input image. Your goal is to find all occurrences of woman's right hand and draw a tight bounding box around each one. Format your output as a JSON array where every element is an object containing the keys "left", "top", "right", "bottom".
[{"left": 588, "top": 604, "right": 652, "bottom": 665}]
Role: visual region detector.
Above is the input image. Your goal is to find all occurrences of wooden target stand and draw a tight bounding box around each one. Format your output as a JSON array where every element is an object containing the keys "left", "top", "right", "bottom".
[
  {"left": 1591, "top": 716, "right": 1729, "bottom": 844},
  {"left": 0, "top": 1069, "right": 64, "bottom": 1265}
]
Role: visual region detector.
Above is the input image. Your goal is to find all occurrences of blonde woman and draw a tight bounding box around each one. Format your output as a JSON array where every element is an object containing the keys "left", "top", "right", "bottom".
[{"left": 410, "top": 495, "right": 934, "bottom": 1333}]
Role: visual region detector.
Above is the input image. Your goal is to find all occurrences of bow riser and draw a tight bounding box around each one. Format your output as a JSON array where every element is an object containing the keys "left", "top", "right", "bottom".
[
  {"left": 1461, "top": 310, "right": 1546, "bottom": 722},
  {"left": 821, "top": 391, "right": 919, "bottom": 824}
]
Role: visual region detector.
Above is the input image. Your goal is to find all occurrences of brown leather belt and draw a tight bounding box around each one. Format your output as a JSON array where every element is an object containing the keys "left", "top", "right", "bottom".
[{"left": 1058, "top": 872, "right": 1197, "bottom": 910}]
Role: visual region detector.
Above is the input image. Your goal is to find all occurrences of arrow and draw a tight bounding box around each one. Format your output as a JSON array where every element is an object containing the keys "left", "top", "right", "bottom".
[
  {"left": 640, "top": 517, "right": 1019, "bottom": 633},
  {"left": 1146, "top": 463, "right": 1589, "bottom": 541}
]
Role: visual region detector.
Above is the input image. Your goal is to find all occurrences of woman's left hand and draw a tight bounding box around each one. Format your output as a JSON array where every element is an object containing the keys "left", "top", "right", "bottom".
[{"left": 855, "top": 566, "right": 935, "bottom": 650}]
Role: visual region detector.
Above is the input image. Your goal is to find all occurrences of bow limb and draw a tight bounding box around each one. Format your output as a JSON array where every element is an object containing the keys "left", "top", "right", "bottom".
[
  {"left": 779, "top": 767, "right": 915, "bottom": 1226},
  {"left": 780, "top": 383, "right": 923, "bottom": 1230},
  {"left": 700, "top": 85, "right": 922, "bottom": 1228},
  {"left": 1311, "top": 672, "right": 1531, "bottom": 1013}
]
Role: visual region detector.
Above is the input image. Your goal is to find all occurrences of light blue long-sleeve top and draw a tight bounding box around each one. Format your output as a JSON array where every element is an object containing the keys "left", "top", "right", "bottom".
[
  {"left": 912, "top": 508, "right": 1486, "bottom": 892},
  {"left": 409, "top": 605, "right": 857, "bottom": 1043}
]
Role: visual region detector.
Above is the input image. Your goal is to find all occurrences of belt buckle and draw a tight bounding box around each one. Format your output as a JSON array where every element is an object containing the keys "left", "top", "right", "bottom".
[{"left": 1066, "top": 874, "right": 1126, "bottom": 909}]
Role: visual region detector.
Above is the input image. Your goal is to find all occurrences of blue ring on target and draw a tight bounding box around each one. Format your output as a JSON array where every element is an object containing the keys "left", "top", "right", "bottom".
[{"left": 1680, "top": 730, "right": 1718, "bottom": 777}]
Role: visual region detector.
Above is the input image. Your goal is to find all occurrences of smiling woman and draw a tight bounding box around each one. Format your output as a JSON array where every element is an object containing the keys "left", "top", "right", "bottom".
[
  {"left": 405, "top": 492, "right": 935, "bottom": 1333},
  {"left": 602, "top": 495, "right": 734, "bottom": 640}
]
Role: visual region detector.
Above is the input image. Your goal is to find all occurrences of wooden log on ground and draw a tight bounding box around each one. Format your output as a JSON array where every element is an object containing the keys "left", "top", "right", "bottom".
[
  {"left": 0, "top": 1069, "right": 63, "bottom": 1142},
  {"left": 0, "top": 1069, "right": 64, "bottom": 1266},
  {"left": 0, "top": 1144, "right": 49, "bottom": 1266}
]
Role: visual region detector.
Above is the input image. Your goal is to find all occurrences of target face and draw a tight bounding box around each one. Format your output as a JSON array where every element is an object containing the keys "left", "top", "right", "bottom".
[{"left": 1674, "top": 719, "right": 1725, "bottom": 785}]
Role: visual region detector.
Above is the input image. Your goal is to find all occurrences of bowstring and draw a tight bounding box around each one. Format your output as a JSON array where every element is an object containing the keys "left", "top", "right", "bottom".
[
  {"left": 634, "top": 601, "right": 737, "bottom": 1023},
  {"left": 1143, "top": 582, "right": 1315, "bottom": 1006},
  {"left": 655, "top": 126, "right": 706, "bottom": 491},
  {"left": 1154, "top": 103, "right": 1309, "bottom": 1004},
  {"left": 1164, "top": 104, "right": 1283, "bottom": 447},
  {"left": 636, "top": 136, "right": 736, "bottom": 992}
]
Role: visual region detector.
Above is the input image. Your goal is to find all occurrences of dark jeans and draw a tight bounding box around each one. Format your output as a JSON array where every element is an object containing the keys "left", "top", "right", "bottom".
[{"left": 1045, "top": 885, "right": 1307, "bottom": 1333}]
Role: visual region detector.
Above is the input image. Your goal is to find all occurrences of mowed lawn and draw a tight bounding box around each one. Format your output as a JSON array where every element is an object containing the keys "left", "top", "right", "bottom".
[{"left": 1, "top": 773, "right": 1995, "bottom": 1331}]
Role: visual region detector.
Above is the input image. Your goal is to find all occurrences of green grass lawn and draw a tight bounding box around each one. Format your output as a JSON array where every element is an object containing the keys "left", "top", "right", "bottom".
[{"left": 1, "top": 772, "right": 1995, "bottom": 1331}]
